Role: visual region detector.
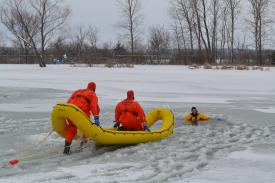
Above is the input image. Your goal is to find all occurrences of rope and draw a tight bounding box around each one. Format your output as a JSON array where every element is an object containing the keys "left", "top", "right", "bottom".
[
  {"left": 3, "top": 130, "right": 90, "bottom": 167},
  {"left": 5, "top": 130, "right": 56, "bottom": 165},
  {"left": 16, "top": 144, "right": 64, "bottom": 161},
  {"left": 16, "top": 130, "right": 54, "bottom": 160},
  {"left": 13, "top": 135, "right": 86, "bottom": 163}
]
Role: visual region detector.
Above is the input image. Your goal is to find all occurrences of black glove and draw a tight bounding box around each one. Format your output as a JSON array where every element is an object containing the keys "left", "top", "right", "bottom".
[
  {"left": 144, "top": 125, "right": 150, "bottom": 132},
  {"left": 114, "top": 122, "right": 119, "bottom": 128}
]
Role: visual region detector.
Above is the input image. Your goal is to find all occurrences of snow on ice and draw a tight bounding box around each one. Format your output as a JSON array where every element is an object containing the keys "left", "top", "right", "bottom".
[{"left": 0, "top": 64, "right": 275, "bottom": 183}]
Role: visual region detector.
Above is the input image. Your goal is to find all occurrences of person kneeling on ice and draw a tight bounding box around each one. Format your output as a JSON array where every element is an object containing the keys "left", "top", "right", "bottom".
[
  {"left": 185, "top": 107, "right": 209, "bottom": 126},
  {"left": 63, "top": 82, "right": 100, "bottom": 154},
  {"left": 113, "top": 90, "right": 150, "bottom": 131}
]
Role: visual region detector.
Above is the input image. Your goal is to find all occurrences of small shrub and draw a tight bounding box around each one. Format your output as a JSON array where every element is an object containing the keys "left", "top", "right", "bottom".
[
  {"left": 236, "top": 65, "right": 249, "bottom": 70},
  {"left": 252, "top": 66, "right": 260, "bottom": 70},
  {"left": 188, "top": 64, "right": 200, "bottom": 70},
  {"left": 105, "top": 63, "right": 115, "bottom": 68},
  {"left": 220, "top": 65, "right": 233, "bottom": 70},
  {"left": 203, "top": 64, "right": 212, "bottom": 69}
]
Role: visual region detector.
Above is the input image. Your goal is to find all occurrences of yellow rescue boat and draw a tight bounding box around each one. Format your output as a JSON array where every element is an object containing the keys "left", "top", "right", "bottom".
[
  {"left": 183, "top": 112, "right": 209, "bottom": 124},
  {"left": 51, "top": 103, "right": 174, "bottom": 145}
]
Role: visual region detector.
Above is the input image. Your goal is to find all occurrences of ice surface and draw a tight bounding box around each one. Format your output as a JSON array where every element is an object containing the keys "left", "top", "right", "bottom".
[
  {"left": 0, "top": 65, "right": 275, "bottom": 182},
  {"left": 254, "top": 107, "right": 275, "bottom": 114}
]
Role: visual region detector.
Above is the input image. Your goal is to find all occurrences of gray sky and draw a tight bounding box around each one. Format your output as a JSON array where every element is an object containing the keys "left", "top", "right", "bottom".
[
  {"left": 66, "top": 0, "right": 170, "bottom": 44},
  {"left": 0, "top": 0, "right": 170, "bottom": 45},
  {"left": 0, "top": 0, "right": 274, "bottom": 48}
]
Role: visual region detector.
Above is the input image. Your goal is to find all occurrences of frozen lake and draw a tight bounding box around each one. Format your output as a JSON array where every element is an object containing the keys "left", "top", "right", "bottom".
[{"left": 0, "top": 65, "right": 275, "bottom": 182}]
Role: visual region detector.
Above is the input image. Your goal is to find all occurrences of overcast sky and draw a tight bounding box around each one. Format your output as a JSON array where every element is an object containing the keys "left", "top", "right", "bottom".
[
  {"left": 65, "top": 0, "right": 171, "bottom": 44},
  {"left": 0, "top": 0, "right": 274, "bottom": 48},
  {"left": 0, "top": 0, "right": 171, "bottom": 45}
]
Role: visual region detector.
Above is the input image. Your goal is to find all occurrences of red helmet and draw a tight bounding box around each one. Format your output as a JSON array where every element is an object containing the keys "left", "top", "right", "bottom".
[
  {"left": 87, "top": 82, "right": 96, "bottom": 91},
  {"left": 127, "top": 90, "right": 134, "bottom": 100}
]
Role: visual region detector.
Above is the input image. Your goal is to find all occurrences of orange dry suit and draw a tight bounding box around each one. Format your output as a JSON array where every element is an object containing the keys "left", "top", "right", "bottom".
[
  {"left": 65, "top": 89, "right": 100, "bottom": 142},
  {"left": 115, "top": 99, "right": 146, "bottom": 131}
]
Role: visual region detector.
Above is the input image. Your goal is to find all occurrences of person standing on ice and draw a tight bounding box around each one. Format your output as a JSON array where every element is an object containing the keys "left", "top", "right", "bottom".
[
  {"left": 63, "top": 82, "right": 100, "bottom": 154},
  {"left": 113, "top": 90, "right": 150, "bottom": 131}
]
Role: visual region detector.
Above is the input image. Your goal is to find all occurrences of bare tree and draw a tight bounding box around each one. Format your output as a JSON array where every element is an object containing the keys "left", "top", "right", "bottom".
[
  {"left": 236, "top": 33, "right": 250, "bottom": 64},
  {"left": 226, "top": 0, "right": 241, "bottom": 64},
  {"left": 210, "top": 0, "right": 221, "bottom": 64},
  {"left": 0, "top": 0, "right": 41, "bottom": 65},
  {"left": 248, "top": 0, "right": 271, "bottom": 65},
  {"left": 171, "top": 8, "right": 187, "bottom": 51},
  {"left": 0, "top": 30, "right": 4, "bottom": 47},
  {"left": 173, "top": 0, "right": 195, "bottom": 58},
  {"left": 87, "top": 26, "right": 99, "bottom": 65},
  {"left": 148, "top": 25, "right": 170, "bottom": 64},
  {"left": 30, "top": 0, "right": 70, "bottom": 67},
  {"left": 87, "top": 26, "right": 98, "bottom": 50},
  {"left": 116, "top": 0, "right": 143, "bottom": 59},
  {"left": 191, "top": 0, "right": 217, "bottom": 64},
  {"left": 220, "top": 4, "right": 229, "bottom": 63},
  {"left": 187, "top": 0, "right": 213, "bottom": 64},
  {"left": 0, "top": 0, "right": 70, "bottom": 67},
  {"left": 170, "top": 0, "right": 194, "bottom": 64},
  {"left": 73, "top": 26, "right": 88, "bottom": 57},
  {"left": 200, "top": 0, "right": 212, "bottom": 63},
  {"left": 1, "top": 0, "right": 35, "bottom": 60},
  {"left": 49, "top": 35, "right": 67, "bottom": 58},
  {"left": 170, "top": 0, "right": 227, "bottom": 65},
  {"left": 192, "top": 0, "right": 205, "bottom": 63},
  {"left": 171, "top": 21, "right": 184, "bottom": 52}
]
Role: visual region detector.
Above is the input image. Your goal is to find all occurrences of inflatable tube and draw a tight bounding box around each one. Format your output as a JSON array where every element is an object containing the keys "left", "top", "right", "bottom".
[
  {"left": 51, "top": 103, "right": 174, "bottom": 145},
  {"left": 183, "top": 113, "right": 209, "bottom": 124}
]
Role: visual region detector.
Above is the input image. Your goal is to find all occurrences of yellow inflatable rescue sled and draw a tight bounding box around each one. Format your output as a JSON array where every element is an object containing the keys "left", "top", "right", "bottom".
[
  {"left": 183, "top": 113, "right": 209, "bottom": 124},
  {"left": 51, "top": 103, "right": 174, "bottom": 145}
]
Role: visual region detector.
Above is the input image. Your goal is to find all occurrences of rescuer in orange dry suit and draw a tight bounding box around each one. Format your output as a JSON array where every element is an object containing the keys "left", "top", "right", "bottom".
[
  {"left": 63, "top": 82, "right": 100, "bottom": 154},
  {"left": 113, "top": 90, "right": 150, "bottom": 131}
]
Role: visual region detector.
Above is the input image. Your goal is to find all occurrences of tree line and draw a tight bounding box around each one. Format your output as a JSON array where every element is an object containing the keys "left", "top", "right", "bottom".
[{"left": 0, "top": 0, "right": 274, "bottom": 67}]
